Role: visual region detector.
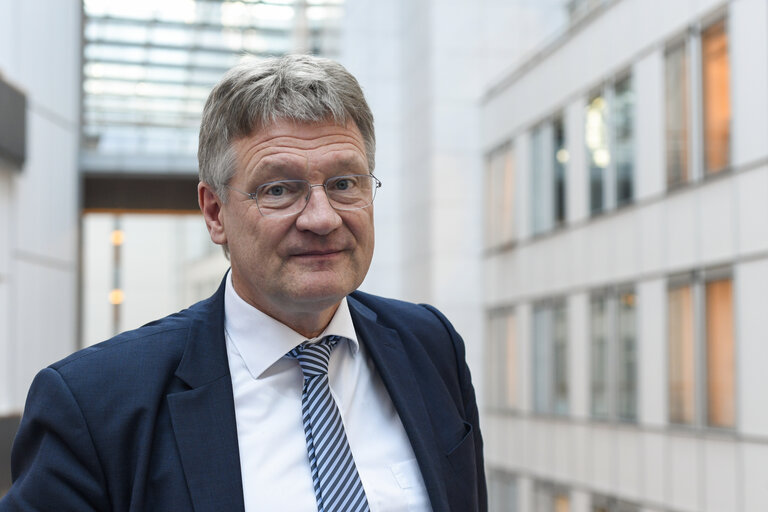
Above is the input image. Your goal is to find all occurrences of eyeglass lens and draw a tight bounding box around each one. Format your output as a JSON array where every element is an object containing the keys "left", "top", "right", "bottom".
[{"left": 257, "top": 175, "right": 377, "bottom": 216}]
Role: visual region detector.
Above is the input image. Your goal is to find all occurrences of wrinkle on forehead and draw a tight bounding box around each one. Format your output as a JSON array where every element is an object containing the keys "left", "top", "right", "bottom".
[{"left": 232, "top": 121, "right": 369, "bottom": 184}]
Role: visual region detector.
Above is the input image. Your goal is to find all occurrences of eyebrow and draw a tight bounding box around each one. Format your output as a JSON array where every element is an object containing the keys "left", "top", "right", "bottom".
[
  {"left": 251, "top": 155, "right": 308, "bottom": 179},
  {"left": 253, "top": 152, "right": 368, "bottom": 179}
]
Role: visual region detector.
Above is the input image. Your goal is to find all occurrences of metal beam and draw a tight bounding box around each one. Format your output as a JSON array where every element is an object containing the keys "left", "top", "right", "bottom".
[{"left": 83, "top": 174, "right": 201, "bottom": 213}]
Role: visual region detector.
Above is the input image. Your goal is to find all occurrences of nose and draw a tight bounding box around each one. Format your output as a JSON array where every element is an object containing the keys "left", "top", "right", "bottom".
[{"left": 295, "top": 185, "right": 342, "bottom": 235}]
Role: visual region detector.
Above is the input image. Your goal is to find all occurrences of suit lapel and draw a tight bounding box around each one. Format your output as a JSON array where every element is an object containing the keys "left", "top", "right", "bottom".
[
  {"left": 167, "top": 280, "right": 246, "bottom": 512},
  {"left": 348, "top": 296, "right": 450, "bottom": 512}
]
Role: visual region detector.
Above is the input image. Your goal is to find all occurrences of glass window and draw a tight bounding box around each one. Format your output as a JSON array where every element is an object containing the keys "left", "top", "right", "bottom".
[
  {"left": 668, "top": 282, "right": 695, "bottom": 424},
  {"left": 531, "top": 125, "right": 549, "bottom": 235},
  {"left": 613, "top": 75, "right": 634, "bottom": 206},
  {"left": 487, "top": 311, "right": 517, "bottom": 410},
  {"left": 701, "top": 19, "right": 731, "bottom": 174},
  {"left": 485, "top": 144, "right": 516, "bottom": 248},
  {"left": 531, "top": 114, "right": 567, "bottom": 235},
  {"left": 590, "top": 295, "right": 609, "bottom": 419},
  {"left": 534, "top": 301, "right": 568, "bottom": 415},
  {"left": 81, "top": 1, "right": 345, "bottom": 169},
  {"left": 592, "top": 495, "right": 639, "bottom": 512},
  {"left": 668, "top": 272, "right": 736, "bottom": 428},
  {"left": 535, "top": 483, "right": 570, "bottom": 512},
  {"left": 706, "top": 278, "right": 735, "bottom": 427},
  {"left": 590, "top": 288, "right": 637, "bottom": 422},
  {"left": 617, "top": 290, "right": 637, "bottom": 421},
  {"left": 585, "top": 92, "right": 608, "bottom": 214},
  {"left": 488, "top": 469, "right": 518, "bottom": 512},
  {"left": 533, "top": 305, "right": 553, "bottom": 413},
  {"left": 553, "top": 116, "right": 567, "bottom": 225},
  {"left": 553, "top": 302, "right": 569, "bottom": 415},
  {"left": 665, "top": 41, "right": 690, "bottom": 186}
]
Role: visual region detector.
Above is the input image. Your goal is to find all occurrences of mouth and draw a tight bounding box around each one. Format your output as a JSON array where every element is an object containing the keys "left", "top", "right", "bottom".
[{"left": 290, "top": 248, "right": 346, "bottom": 258}]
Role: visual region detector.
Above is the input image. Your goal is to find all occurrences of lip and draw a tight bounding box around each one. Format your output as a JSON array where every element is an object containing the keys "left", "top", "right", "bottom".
[{"left": 290, "top": 249, "right": 346, "bottom": 258}]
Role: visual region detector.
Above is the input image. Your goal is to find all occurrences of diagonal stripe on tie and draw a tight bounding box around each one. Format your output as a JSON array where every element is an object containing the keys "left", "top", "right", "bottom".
[{"left": 289, "top": 336, "right": 370, "bottom": 512}]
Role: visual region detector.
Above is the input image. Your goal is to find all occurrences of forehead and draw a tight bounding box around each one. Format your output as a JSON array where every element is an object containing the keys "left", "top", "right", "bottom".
[{"left": 232, "top": 119, "right": 368, "bottom": 179}]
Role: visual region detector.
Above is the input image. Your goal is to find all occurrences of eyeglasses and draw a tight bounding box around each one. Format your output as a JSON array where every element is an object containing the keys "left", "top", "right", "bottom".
[{"left": 227, "top": 174, "right": 382, "bottom": 217}]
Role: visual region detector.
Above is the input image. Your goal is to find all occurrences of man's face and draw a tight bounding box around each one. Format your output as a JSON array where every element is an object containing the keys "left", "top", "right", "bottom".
[{"left": 201, "top": 118, "right": 375, "bottom": 328}]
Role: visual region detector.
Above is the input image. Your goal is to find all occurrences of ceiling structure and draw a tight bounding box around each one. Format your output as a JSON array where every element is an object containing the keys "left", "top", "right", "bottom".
[{"left": 80, "top": 0, "right": 344, "bottom": 202}]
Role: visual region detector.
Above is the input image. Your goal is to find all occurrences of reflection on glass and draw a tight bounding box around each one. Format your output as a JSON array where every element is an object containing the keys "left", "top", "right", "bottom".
[
  {"left": 586, "top": 93, "right": 608, "bottom": 213},
  {"left": 668, "top": 283, "right": 695, "bottom": 424},
  {"left": 531, "top": 125, "right": 548, "bottom": 234},
  {"left": 702, "top": 19, "right": 731, "bottom": 174},
  {"left": 614, "top": 75, "right": 634, "bottom": 206},
  {"left": 553, "top": 116, "right": 567, "bottom": 225},
  {"left": 665, "top": 42, "right": 689, "bottom": 186},
  {"left": 706, "top": 278, "right": 734, "bottom": 427},
  {"left": 82, "top": 0, "right": 344, "bottom": 166}
]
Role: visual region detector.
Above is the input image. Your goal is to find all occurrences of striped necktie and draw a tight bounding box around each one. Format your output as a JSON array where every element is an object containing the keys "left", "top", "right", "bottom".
[{"left": 289, "top": 335, "right": 370, "bottom": 512}]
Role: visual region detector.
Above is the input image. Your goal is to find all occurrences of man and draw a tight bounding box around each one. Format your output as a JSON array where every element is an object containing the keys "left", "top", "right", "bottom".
[{"left": 1, "top": 55, "right": 486, "bottom": 511}]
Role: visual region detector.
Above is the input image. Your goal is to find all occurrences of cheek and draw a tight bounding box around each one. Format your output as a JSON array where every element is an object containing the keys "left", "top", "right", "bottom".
[{"left": 354, "top": 217, "right": 375, "bottom": 257}]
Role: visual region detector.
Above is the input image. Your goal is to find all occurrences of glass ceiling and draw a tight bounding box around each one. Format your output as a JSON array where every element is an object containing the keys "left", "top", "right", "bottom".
[{"left": 81, "top": 0, "right": 345, "bottom": 174}]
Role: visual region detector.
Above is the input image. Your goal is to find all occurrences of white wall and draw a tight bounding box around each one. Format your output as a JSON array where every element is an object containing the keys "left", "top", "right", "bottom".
[{"left": 0, "top": 0, "right": 81, "bottom": 413}]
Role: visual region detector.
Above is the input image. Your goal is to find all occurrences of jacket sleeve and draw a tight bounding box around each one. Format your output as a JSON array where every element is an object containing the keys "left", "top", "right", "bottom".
[
  {"left": 421, "top": 304, "right": 488, "bottom": 512},
  {"left": 0, "top": 368, "right": 109, "bottom": 512}
]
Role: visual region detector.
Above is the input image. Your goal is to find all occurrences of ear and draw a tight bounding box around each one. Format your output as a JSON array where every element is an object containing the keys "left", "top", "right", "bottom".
[{"left": 198, "top": 182, "right": 228, "bottom": 246}]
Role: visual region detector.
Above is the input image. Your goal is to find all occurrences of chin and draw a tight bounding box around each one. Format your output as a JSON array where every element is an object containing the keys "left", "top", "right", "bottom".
[{"left": 289, "top": 280, "right": 357, "bottom": 305}]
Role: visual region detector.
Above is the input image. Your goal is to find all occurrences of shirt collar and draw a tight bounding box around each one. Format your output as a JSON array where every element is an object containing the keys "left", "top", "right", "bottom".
[{"left": 223, "top": 271, "right": 360, "bottom": 380}]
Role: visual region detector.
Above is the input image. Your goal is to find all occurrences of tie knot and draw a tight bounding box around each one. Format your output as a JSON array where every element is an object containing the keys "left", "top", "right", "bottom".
[{"left": 289, "top": 335, "right": 340, "bottom": 378}]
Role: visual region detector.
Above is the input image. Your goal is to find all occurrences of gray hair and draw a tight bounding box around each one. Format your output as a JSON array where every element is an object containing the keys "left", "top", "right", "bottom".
[{"left": 198, "top": 54, "right": 375, "bottom": 200}]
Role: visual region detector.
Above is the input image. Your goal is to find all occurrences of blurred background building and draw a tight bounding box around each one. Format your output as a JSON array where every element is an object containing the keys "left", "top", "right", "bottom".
[
  {"left": 1, "top": 0, "right": 767, "bottom": 511},
  {"left": 482, "top": 0, "right": 768, "bottom": 511}
]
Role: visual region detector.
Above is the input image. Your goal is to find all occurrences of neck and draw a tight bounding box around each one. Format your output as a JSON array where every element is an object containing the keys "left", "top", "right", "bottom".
[
  {"left": 229, "top": 270, "right": 345, "bottom": 338},
  {"left": 274, "top": 305, "right": 340, "bottom": 339}
]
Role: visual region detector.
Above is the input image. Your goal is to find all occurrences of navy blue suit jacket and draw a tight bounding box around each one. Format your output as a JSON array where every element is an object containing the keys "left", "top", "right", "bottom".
[{"left": 1, "top": 279, "right": 486, "bottom": 511}]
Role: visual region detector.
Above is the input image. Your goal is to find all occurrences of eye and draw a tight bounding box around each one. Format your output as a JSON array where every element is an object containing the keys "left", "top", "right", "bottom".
[
  {"left": 263, "top": 184, "right": 286, "bottom": 196},
  {"left": 330, "top": 176, "right": 358, "bottom": 191}
]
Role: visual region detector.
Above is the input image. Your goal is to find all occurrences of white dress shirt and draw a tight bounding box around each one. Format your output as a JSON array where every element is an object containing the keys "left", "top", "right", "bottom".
[{"left": 224, "top": 273, "right": 431, "bottom": 511}]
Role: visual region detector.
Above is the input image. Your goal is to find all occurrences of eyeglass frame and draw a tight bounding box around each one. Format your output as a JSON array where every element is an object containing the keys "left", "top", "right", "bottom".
[{"left": 226, "top": 173, "right": 382, "bottom": 218}]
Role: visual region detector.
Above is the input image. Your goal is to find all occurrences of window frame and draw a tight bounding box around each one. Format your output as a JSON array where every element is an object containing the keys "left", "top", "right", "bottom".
[
  {"left": 664, "top": 13, "right": 732, "bottom": 190},
  {"left": 666, "top": 267, "right": 736, "bottom": 429},
  {"left": 530, "top": 112, "right": 568, "bottom": 236},
  {"left": 700, "top": 16, "right": 732, "bottom": 176},
  {"left": 485, "top": 141, "right": 516, "bottom": 249},
  {"left": 486, "top": 307, "right": 518, "bottom": 412},
  {"left": 589, "top": 284, "right": 638, "bottom": 422},
  {"left": 585, "top": 70, "right": 635, "bottom": 216},
  {"left": 533, "top": 298, "right": 569, "bottom": 416}
]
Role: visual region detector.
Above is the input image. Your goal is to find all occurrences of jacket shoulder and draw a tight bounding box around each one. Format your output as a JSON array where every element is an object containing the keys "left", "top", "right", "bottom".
[
  {"left": 348, "top": 290, "right": 451, "bottom": 331},
  {"left": 50, "top": 295, "right": 215, "bottom": 379}
]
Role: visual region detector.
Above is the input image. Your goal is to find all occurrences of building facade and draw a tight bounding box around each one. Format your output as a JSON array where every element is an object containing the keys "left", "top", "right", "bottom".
[
  {"left": 481, "top": 0, "right": 768, "bottom": 511},
  {"left": 0, "top": 0, "right": 82, "bottom": 494}
]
